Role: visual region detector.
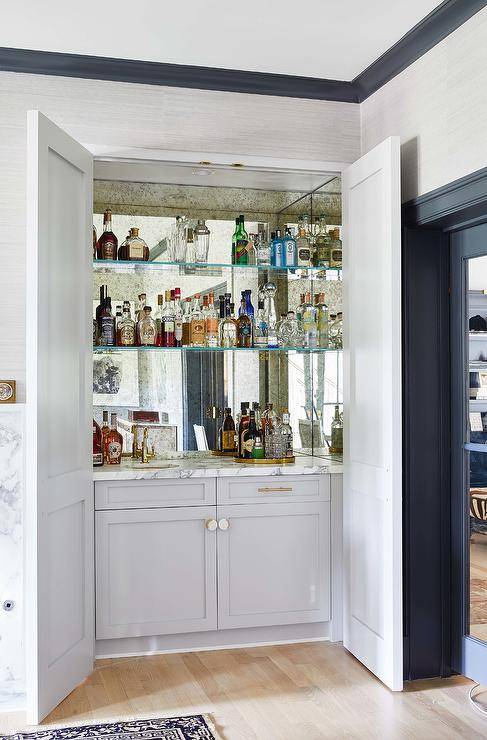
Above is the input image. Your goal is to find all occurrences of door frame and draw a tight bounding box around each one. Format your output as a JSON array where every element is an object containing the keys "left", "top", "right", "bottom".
[{"left": 403, "top": 164, "right": 487, "bottom": 680}]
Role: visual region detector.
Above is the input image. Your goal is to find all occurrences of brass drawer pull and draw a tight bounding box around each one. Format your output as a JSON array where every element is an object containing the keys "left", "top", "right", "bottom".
[{"left": 257, "top": 486, "right": 293, "bottom": 493}]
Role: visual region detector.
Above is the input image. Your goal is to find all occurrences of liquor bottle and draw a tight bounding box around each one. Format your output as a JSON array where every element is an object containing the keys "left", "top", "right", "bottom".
[
  {"left": 118, "top": 226, "right": 149, "bottom": 261},
  {"left": 263, "top": 281, "right": 278, "bottom": 348},
  {"left": 246, "top": 234, "right": 257, "bottom": 265},
  {"left": 296, "top": 216, "right": 312, "bottom": 267},
  {"left": 280, "top": 411, "right": 294, "bottom": 458},
  {"left": 194, "top": 219, "right": 210, "bottom": 263},
  {"left": 301, "top": 291, "right": 318, "bottom": 349},
  {"left": 99, "top": 296, "right": 116, "bottom": 346},
  {"left": 220, "top": 302, "right": 238, "bottom": 347},
  {"left": 283, "top": 226, "right": 297, "bottom": 267},
  {"left": 174, "top": 287, "right": 183, "bottom": 347},
  {"left": 117, "top": 304, "right": 136, "bottom": 346},
  {"left": 315, "top": 293, "right": 329, "bottom": 348},
  {"left": 252, "top": 402, "right": 262, "bottom": 431},
  {"left": 202, "top": 294, "right": 209, "bottom": 318},
  {"left": 115, "top": 304, "right": 123, "bottom": 339},
  {"left": 254, "top": 300, "right": 268, "bottom": 348},
  {"left": 93, "top": 225, "right": 97, "bottom": 260},
  {"left": 236, "top": 297, "right": 253, "bottom": 348},
  {"left": 235, "top": 215, "right": 249, "bottom": 265},
  {"left": 329, "top": 228, "right": 342, "bottom": 268},
  {"left": 256, "top": 223, "right": 271, "bottom": 265},
  {"left": 218, "top": 294, "right": 226, "bottom": 339},
  {"left": 155, "top": 294, "right": 164, "bottom": 346},
  {"left": 237, "top": 402, "right": 250, "bottom": 458},
  {"left": 190, "top": 294, "right": 206, "bottom": 346},
  {"left": 100, "top": 410, "right": 110, "bottom": 462},
  {"left": 138, "top": 306, "right": 157, "bottom": 346},
  {"left": 136, "top": 293, "right": 147, "bottom": 322},
  {"left": 243, "top": 289, "right": 254, "bottom": 321},
  {"left": 162, "top": 289, "right": 175, "bottom": 347},
  {"left": 96, "top": 208, "right": 118, "bottom": 260},
  {"left": 314, "top": 215, "right": 332, "bottom": 268},
  {"left": 104, "top": 412, "right": 123, "bottom": 465},
  {"left": 185, "top": 227, "right": 195, "bottom": 263},
  {"left": 296, "top": 293, "right": 306, "bottom": 325},
  {"left": 270, "top": 229, "right": 284, "bottom": 267},
  {"left": 329, "top": 311, "right": 343, "bottom": 349},
  {"left": 93, "top": 418, "right": 103, "bottom": 467},
  {"left": 252, "top": 434, "right": 264, "bottom": 459},
  {"left": 262, "top": 403, "right": 278, "bottom": 459},
  {"left": 241, "top": 409, "right": 258, "bottom": 459},
  {"left": 219, "top": 407, "right": 237, "bottom": 453},
  {"left": 181, "top": 297, "right": 192, "bottom": 346},
  {"left": 330, "top": 405, "right": 343, "bottom": 454},
  {"left": 205, "top": 291, "right": 219, "bottom": 347},
  {"left": 231, "top": 216, "right": 240, "bottom": 264}
]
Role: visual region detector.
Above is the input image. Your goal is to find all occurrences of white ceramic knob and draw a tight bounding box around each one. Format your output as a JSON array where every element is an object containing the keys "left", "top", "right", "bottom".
[
  {"left": 218, "top": 518, "right": 230, "bottom": 531},
  {"left": 205, "top": 518, "right": 217, "bottom": 531}
]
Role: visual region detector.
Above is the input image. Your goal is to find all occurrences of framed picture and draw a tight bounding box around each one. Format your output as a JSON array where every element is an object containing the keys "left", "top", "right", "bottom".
[
  {"left": 0, "top": 380, "right": 16, "bottom": 403},
  {"left": 93, "top": 353, "right": 139, "bottom": 407}
]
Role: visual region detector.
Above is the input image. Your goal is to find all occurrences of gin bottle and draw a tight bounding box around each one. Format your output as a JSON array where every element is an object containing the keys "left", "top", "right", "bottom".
[
  {"left": 296, "top": 215, "right": 312, "bottom": 267},
  {"left": 314, "top": 215, "right": 332, "bottom": 268},
  {"left": 315, "top": 293, "right": 329, "bottom": 348},
  {"left": 256, "top": 223, "right": 271, "bottom": 265},
  {"left": 283, "top": 226, "right": 297, "bottom": 267}
]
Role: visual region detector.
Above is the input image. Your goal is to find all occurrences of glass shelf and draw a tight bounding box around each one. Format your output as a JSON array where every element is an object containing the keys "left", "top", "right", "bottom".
[
  {"left": 93, "top": 259, "right": 342, "bottom": 275},
  {"left": 93, "top": 345, "right": 342, "bottom": 353}
]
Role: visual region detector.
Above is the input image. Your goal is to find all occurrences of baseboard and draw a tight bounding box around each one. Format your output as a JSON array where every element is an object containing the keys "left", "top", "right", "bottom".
[{"left": 96, "top": 621, "right": 330, "bottom": 659}]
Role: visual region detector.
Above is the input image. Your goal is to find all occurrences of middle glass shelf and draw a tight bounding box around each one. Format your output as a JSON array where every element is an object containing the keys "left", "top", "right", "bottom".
[
  {"left": 93, "top": 345, "right": 342, "bottom": 353},
  {"left": 93, "top": 259, "right": 342, "bottom": 277}
]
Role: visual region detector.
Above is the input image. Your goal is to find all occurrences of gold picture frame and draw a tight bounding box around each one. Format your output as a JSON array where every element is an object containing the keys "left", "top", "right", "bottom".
[{"left": 0, "top": 380, "right": 16, "bottom": 403}]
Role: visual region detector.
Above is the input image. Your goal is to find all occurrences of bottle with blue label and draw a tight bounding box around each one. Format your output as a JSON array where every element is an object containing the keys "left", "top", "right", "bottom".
[
  {"left": 283, "top": 226, "right": 297, "bottom": 267},
  {"left": 270, "top": 229, "right": 284, "bottom": 267}
]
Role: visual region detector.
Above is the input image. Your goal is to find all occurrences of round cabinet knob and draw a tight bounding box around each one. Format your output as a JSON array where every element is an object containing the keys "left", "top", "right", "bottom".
[
  {"left": 205, "top": 518, "right": 217, "bottom": 531},
  {"left": 218, "top": 518, "right": 230, "bottom": 531}
]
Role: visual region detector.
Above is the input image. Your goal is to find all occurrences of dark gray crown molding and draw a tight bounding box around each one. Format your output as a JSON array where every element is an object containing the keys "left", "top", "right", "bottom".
[{"left": 0, "top": 0, "right": 484, "bottom": 103}]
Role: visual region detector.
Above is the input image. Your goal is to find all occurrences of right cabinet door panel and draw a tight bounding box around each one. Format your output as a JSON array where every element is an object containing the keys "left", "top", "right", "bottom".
[
  {"left": 96, "top": 506, "right": 217, "bottom": 639},
  {"left": 217, "top": 502, "right": 330, "bottom": 629}
]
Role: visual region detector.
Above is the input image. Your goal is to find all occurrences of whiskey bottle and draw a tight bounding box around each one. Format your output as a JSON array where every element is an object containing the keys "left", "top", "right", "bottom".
[
  {"left": 219, "top": 407, "right": 237, "bottom": 453},
  {"left": 314, "top": 215, "right": 332, "bottom": 268},
  {"left": 162, "top": 289, "right": 175, "bottom": 347},
  {"left": 236, "top": 297, "right": 253, "bottom": 348},
  {"left": 137, "top": 306, "right": 157, "bottom": 346},
  {"left": 174, "top": 287, "right": 183, "bottom": 347},
  {"left": 99, "top": 296, "right": 116, "bottom": 346},
  {"left": 104, "top": 413, "right": 123, "bottom": 465},
  {"left": 117, "top": 304, "right": 136, "bottom": 346},
  {"left": 205, "top": 291, "right": 219, "bottom": 347},
  {"left": 118, "top": 226, "right": 149, "bottom": 261},
  {"left": 190, "top": 294, "right": 206, "bottom": 347},
  {"left": 96, "top": 208, "right": 118, "bottom": 260},
  {"left": 93, "top": 418, "right": 103, "bottom": 467}
]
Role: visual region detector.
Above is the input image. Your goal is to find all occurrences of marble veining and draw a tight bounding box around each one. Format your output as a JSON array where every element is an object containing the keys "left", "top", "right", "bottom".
[
  {"left": 0, "top": 405, "right": 25, "bottom": 710},
  {"left": 93, "top": 455, "right": 343, "bottom": 481}
]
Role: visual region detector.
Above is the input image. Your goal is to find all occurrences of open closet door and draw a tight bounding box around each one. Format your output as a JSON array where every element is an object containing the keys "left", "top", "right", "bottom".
[
  {"left": 25, "top": 111, "right": 94, "bottom": 722},
  {"left": 342, "top": 136, "right": 403, "bottom": 691}
]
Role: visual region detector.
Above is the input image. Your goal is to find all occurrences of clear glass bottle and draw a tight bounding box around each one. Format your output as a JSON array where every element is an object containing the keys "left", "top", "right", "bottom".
[
  {"left": 329, "top": 311, "right": 343, "bottom": 349},
  {"left": 262, "top": 282, "right": 278, "bottom": 348},
  {"left": 118, "top": 226, "right": 149, "bottom": 261},
  {"left": 256, "top": 223, "right": 271, "bottom": 265},
  {"left": 162, "top": 289, "right": 175, "bottom": 347},
  {"left": 280, "top": 411, "right": 294, "bottom": 458},
  {"left": 278, "top": 310, "right": 304, "bottom": 348},
  {"left": 181, "top": 297, "right": 192, "bottom": 346},
  {"left": 301, "top": 291, "right": 318, "bottom": 349},
  {"left": 205, "top": 290, "right": 219, "bottom": 347},
  {"left": 96, "top": 208, "right": 118, "bottom": 260},
  {"left": 190, "top": 294, "right": 206, "bottom": 346},
  {"left": 173, "top": 287, "right": 183, "bottom": 347},
  {"left": 330, "top": 405, "right": 343, "bottom": 454},
  {"left": 296, "top": 215, "right": 312, "bottom": 267},
  {"left": 315, "top": 292, "right": 329, "bottom": 348},
  {"left": 117, "top": 304, "right": 136, "bottom": 346},
  {"left": 270, "top": 229, "right": 284, "bottom": 267},
  {"left": 220, "top": 302, "right": 238, "bottom": 347},
  {"left": 194, "top": 219, "right": 210, "bottom": 263},
  {"left": 136, "top": 293, "right": 147, "bottom": 323},
  {"left": 236, "top": 297, "right": 253, "bottom": 348},
  {"left": 104, "top": 412, "right": 123, "bottom": 465},
  {"left": 314, "top": 215, "right": 332, "bottom": 268},
  {"left": 185, "top": 227, "right": 195, "bottom": 263},
  {"left": 254, "top": 300, "right": 268, "bottom": 348},
  {"left": 329, "top": 227, "right": 342, "bottom": 268},
  {"left": 283, "top": 226, "right": 297, "bottom": 267},
  {"left": 246, "top": 234, "right": 257, "bottom": 265},
  {"left": 138, "top": 306, "right": 157, "bottom": 346},
  {"left": 173, "top": 215, "right": 187, "bottom": 262}
]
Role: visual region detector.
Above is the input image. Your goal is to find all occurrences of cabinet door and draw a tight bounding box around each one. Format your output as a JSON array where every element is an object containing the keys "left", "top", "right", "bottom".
[
  {"left": 217, "top": 502, "right": 330, "bottom": 629},
  {"left": 25, "top": 111, "right": 94, "bottom": 723},
  {"left": 96, "top": 506, "right": 217, "bottom": 639},
  {"left": 342, "top": 136, "right": 402, "bottom": 690}
]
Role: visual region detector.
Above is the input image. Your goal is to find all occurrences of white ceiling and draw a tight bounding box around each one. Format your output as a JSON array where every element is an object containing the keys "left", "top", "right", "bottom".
[{"left": 1, "top": 0, "right": 443, "bottom": 81}]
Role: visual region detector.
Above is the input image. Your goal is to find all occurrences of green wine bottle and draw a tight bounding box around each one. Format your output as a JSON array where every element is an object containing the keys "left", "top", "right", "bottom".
[{"left": 235, "top": 214, "right": 249, "bottom": 265}]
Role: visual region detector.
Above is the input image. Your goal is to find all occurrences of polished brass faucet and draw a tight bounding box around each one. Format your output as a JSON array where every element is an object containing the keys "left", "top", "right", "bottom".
[{"left": 132, "top": 425, "right": 156, "bottom": 463}]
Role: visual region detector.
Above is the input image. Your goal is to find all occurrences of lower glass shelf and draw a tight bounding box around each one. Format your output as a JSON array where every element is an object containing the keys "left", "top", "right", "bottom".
[{"left": 93, "top": 345, "right": 342, "bottom": 353}]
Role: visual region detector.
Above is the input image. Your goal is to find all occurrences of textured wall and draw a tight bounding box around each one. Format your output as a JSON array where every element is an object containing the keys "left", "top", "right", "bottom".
[{"left": 361, "top": 7, "right": 487, "bottom": 203}]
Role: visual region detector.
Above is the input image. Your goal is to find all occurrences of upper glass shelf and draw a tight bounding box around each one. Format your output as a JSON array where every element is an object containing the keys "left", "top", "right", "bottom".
[
  {"left": 93, "top": 259, "right": 342, "bottom": 275},
  {"left": 93, "top": 345, "right": 342, "bottom": 353}
]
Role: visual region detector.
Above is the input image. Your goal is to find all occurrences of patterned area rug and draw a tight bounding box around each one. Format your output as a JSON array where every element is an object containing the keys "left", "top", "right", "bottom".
[
  {"left": 471, "top": 578, "right": 487, "bottom": 624},
  {"left": 0, "top": 715, "right": 217, "bottom": 740}
]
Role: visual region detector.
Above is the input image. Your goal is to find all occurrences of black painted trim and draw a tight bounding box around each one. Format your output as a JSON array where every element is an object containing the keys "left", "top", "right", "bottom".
[
  {"left": 0, "top": 1, "right": 483, "bottom": 103},
  {"left": 354, "top": 0, "right": 487, "bottom": 101},
  {"left": 0, "top": 47, "right": 358, "bottom": 103}
]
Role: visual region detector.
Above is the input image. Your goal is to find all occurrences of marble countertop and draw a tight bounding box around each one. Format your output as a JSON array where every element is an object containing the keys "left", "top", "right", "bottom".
[{"left": 93, "top": 454, "right": 343, "bottom": 481}]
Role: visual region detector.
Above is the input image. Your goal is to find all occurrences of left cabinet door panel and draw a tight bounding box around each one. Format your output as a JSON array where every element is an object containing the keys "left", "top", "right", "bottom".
[
  {"left": 96, "top": 506, "right": 218, "bottom": 639},
  {"left": 25, "top": 111, "right": 93, "bottom": 723}
]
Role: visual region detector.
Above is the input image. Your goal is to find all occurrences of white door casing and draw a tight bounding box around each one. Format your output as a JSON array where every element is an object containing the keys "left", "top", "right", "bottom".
[
  {"left": 342, "top": 136, "right": 403, "bottom": 691},
  {"left": 25, "top": 110, "right": 94, "bottom": 722}
]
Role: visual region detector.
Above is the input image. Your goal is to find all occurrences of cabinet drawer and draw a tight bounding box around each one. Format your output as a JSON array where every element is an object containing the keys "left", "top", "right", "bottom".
[
  {"left": 217, "top": 475, "right": 329, "bottom": 504},
  {"left": 95, "top": 477, "right": 216, "bottom": 510}
]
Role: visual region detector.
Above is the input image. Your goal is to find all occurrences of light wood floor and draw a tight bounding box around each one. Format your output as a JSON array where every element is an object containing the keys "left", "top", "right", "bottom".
[
  {"left": 470, "top": 531, "right": 487, "bottom": 642},
  {"left": 2, "top": 642, "right": 487, "bottom": 739}
]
